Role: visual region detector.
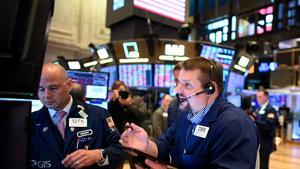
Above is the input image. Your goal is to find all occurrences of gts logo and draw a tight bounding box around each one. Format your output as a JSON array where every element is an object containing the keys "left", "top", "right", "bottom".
[{"left": 30, "top": 160, "right": 51, "bottom": 168}]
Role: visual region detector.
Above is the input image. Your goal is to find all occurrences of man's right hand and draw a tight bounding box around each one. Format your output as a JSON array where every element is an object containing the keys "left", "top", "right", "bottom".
[{"left": 119, "top": 123, "right": 149, "bottom": 152}]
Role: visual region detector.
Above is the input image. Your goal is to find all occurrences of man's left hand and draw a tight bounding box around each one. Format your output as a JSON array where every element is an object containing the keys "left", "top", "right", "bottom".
[{"left": 62, "top": 149, "right": 101, "bottom": 169}]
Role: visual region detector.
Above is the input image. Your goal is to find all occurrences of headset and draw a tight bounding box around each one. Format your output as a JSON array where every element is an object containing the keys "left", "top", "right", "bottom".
[
  {"left": 177, "top": 61, "right": 216, "bottom": 103},
  {"left": 203, "top": 61, "right": 215, "bottom": 95}
]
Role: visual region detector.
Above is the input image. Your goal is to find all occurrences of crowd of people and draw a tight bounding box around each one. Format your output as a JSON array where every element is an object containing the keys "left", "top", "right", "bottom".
[{"left": 28, "top": 57, "right": 281, "bottom": 169}]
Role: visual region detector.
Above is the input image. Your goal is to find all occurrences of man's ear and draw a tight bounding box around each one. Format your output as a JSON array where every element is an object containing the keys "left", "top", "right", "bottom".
[
  {"left": 210, "top": 81, "right": 218, "bottom": 95},
  {"left": 66, "top": 78, "right": 73, "bottom": 91}
]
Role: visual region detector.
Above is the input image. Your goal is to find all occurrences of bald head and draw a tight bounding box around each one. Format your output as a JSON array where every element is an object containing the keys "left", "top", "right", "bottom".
[
  {"left": 71, "top": 83, "right": 85, "bottom": 102},
  {"left": 41, "top": 63, "right": 69, "bottom": 82},
  {"left": 161, "top": 94, "right": 173, "bottom": 110},
  {"left": 38, "top": 63, "right": 72, "bottom": 111}
]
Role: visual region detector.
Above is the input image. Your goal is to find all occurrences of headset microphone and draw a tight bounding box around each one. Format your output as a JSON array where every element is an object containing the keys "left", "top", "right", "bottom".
[{"left": 177, "top": 90, "right": 207, "bottom": 104}]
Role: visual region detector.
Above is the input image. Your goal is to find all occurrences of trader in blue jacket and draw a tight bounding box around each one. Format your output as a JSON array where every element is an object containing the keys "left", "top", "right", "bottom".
[
  {"left": 253, "top": 89, "right": 278, "bottom": 169},
  {"left": 29, "top": 63, "right": 125, "bottom": 169},
  {"left": 120, "top": 57, "right": 260, "bottom": 169}
]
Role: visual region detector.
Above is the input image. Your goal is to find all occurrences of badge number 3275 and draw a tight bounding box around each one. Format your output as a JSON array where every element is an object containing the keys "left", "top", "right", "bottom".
[{"left": 69, "top": 118, "right": 87, "bottom": 127}]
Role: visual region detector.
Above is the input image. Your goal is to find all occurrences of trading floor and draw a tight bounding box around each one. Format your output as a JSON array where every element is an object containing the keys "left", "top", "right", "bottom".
[{"left": 270, "top": 142, "right": 300, "bottom": 169}]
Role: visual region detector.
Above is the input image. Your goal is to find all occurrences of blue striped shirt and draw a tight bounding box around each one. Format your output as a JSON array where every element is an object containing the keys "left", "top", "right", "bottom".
[{"left": 187, "top": 100, "right": 215, "bottom": 125}]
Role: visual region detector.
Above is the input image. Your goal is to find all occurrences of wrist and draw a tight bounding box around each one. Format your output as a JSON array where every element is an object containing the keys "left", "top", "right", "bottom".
[
  {"left": 96, "top": 149, "right": 107, "bottom": 165},
  {"left": 146, "top": 139, "right": 151, "bottom": 152}
]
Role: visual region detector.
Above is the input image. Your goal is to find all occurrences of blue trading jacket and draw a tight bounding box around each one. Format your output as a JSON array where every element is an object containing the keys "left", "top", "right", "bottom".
[
  {"left": 29, "top": 100, "right": 125, "bottom": 169},
  {"left": 255, "top": 103, "right": 278, "bottom": 153},
  {"left": 156, "top": 97, "right": 260, "bottom": 169}
]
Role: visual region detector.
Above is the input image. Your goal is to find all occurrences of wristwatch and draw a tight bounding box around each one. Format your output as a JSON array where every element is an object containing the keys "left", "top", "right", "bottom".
[{"left": 97, "top": 149, "right": 107, "bottom": 165}]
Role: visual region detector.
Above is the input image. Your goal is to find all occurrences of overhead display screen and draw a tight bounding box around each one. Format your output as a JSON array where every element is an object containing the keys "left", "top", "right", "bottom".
[
  {"left": 200, "top": 44, "right": 235, "bottom": 83},
  {"left": 106, "top": 0, "right": 185, "bottom": 27},
  {"left": 154, "top": 64, "right": 175, "bottom": 87},
  {"left": 133, "top": 0, "right": 186, "bottom": 23},
  {"left": 118, "top": 64, "right": 152, "bottom": 88}
]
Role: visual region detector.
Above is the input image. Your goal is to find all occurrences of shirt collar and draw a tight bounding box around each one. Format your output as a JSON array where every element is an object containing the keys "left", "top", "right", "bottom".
[
  {"left": 187, "top": 100, "right": 215, "bottom": 125},
  {"left": 260, "top": 101, "right": 269, "bottom": 110},
  {"left": 49, "top": 97, "right": 73, "bottom": 119}
]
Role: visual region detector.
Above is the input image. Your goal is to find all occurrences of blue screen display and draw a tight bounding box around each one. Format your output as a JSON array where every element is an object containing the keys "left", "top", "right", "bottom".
[
  {"left": 67, "top": 70, "right": 109, "bottom": 100},
  {"left": 226, "top": 72, "right": 245, "bottom": 94},
  {"left": 200, "top": 44, "right": 235, "bottom": 84}
]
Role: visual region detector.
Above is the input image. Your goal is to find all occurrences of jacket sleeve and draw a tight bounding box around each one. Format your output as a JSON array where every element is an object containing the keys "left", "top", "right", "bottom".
[
  {"left": 210, "top": 119, "right": 259, "bottom": 169},
  {"left": 154, "top": 110, "right": 184, "bottom": 165},
  {"left": 101, "top": 110, "right": 126, "bottom": 169},
  {"left": 255, "top": 106, "right": 278, "bottom": 132}
]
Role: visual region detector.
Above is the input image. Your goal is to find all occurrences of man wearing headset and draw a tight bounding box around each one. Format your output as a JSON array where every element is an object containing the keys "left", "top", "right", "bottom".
[{"left": 120, "top": 57, "right": 260, "bottom": 169}]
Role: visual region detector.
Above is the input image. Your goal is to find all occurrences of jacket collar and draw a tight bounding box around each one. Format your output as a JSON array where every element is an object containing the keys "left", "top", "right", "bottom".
[{"left": 198, "top": 96, "right": 226, "bottom": 126}]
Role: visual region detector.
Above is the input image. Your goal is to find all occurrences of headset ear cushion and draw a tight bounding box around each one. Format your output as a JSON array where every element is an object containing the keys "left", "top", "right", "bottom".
[{"left": 204, "top": 83, "right": 215, "bottom": 95}]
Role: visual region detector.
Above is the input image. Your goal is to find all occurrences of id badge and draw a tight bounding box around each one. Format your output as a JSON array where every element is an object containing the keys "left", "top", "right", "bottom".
[
  {"left": 69, "top": 118, "right": 87, "bottom": 127},
  {"left": 193, "top": 125, "right": 209, "bottom": 138}
]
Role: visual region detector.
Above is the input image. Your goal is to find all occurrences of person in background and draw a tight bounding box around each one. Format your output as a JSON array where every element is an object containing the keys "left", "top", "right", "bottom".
[
  {"left": 108, "top": 80, "right": 151, "bottom": 169},
  {"left": 250, "top": 89, "right": 278, "bottom": 169},
  {"left": 108, "top": 80, "right": 150, "bottom": 134},
  {"left": 167, "top": 62, "right": 183, "bottom": 127},
  {"left": 70, "top": 82, "right": 86, "bottom": 102},
  {"left": 152, "top": 94, "right": 173, "bottom": 138},
  {"left": 120, "top": 57, "right": 260, "bottom": 169},
  {"left": 29, "top": 63, "right": 125, "bottom": 169}
]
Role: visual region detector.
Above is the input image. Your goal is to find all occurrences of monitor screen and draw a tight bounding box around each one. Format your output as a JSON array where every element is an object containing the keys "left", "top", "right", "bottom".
[
  {"left": 67, "top": 70, "right": 109, "bottom": 100},
  {"left": 133, "top": 0, "right": 186, "bottom": 23},
  {"left": 118, "top": 64, "right": 152, "bottom": 88},
  {"left": 226, "top": 72, "right": 245, "bottom": 94},
  {"left": 268, "top": 94, "right": 287, "bottom": 111},
  {"left": 200, "top": 44, "right": 235, "bottom": 84},
  {"left": 154, "top": 64, "right": 175, "bottom": 88},
  {"left": 100, "top": 66, "right": 117, "bottom": 89},
  {"left": 226, "top": 95, "right": 241, "bottom": 107},
  {"left": 30, "top": 99, "right": 43, "bottom": 112},
  {"left": 238, "top": 56, "right": 250, "bottom": 68},
  {"left": 106, "top": 0, "right": 185, "bottom": 27},
  {"left": 200, "top": 44, "right": 235, "bottom": 70},
  {"left": 95, "top": 44, "right": 115, "bottom": 65}
]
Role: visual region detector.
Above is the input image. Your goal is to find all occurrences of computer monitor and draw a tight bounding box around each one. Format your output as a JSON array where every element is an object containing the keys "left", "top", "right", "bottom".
[
  {"left": 226, "top": 72, "right": 245, "bottom": 94},
  {"left": 269, "top": 94, "right": 287, "bottom": 111},
  {"left": 199, "top": 44, "right": 235, "bottom": 83},
  {"left": 118, "top": 64, "right": 152, "bottom": 88},
  {"left": 30, "top": 99, "right": 43, "bottom": 112},
  {"left": 200, "top": 44, "right": 235, "bottom": 68},
  {"left": 100, "top": 66, "right": 117, "bottom": 89},
  {"left": 154, "top": 64, "right": 175, "bottom": 88},
  {"left": 67, "top": 70, "right": 109, "bottom": 100},
  {"left": 226, "top": 95, "right": 242, "bottom": 107}
]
